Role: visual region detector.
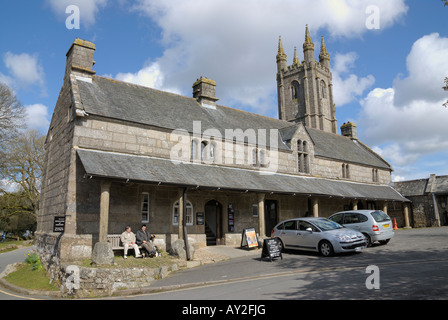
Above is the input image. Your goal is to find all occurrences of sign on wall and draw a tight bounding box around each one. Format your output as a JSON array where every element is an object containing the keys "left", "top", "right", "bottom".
[{"left": 53, "top": 216, "right": 66, "bottom": 233}]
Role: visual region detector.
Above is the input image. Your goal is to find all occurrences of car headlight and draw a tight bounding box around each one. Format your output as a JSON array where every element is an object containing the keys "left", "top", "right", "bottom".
[{"left": 338, "top": 234, "right": 352, "bottom": 242}]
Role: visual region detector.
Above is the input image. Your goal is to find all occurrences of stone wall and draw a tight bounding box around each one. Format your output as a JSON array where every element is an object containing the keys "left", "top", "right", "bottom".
[{"left": 58, "top": 262, "right": 180, "bottom": 298}]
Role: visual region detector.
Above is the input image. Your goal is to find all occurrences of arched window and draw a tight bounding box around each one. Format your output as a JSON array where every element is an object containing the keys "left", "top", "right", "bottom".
[
  {"left": 320, "top": 80, "right": 327, "bottom": 99},
  {"left": 201, "top": 141, "right": 208, "bottom": 161},
  {"left": 191, "top": 139, "right": 198, "bottom": 161},
  {"left": 291, "top": 81, "right": 300, "bottom": 100},
  {"left": 209, "top": 141, "right": 217, "bottom": 163},
  {"left": 173, "top": 201, "right": 193, "bottom": 226},
  {"left": 342, "top": 164, "right": 350, "bottom": 179},
  {"left": 297, "top": 140, "right": 309, "bottom": 174}
]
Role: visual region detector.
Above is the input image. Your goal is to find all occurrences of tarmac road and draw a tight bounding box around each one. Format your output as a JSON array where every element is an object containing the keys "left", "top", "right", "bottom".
[
  {"left": 0, "top": 227, "right": 447, "bottom": 301},
  {"left": 113, "top": 226, "right": 448, "bottom": 300}
]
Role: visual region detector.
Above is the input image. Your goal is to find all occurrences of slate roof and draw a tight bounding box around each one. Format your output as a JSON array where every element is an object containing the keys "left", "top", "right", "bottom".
[
  {"left": 392, "top": 175, "right": 448, "bottom": 196},
  {"left": 77, "top": 149, "right": 407, "bottom": 202},
  {"left": 76, "top": 75, "right": 392, "bottom": 170}
]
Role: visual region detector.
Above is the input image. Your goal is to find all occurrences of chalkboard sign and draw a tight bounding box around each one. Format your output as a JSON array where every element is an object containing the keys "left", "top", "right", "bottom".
[
  {"left": 240, "top": 228, "right": 258, "bottom": 248},
  {"left": 260, "top": 238, "right": 282, "bottom": 262},
  {"left": 53, "top": 216, "right": 66, "bottom": 233}
]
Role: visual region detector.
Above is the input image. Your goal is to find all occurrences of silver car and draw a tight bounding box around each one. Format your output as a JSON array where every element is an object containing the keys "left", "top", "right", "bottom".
[
  {"left": 328, "top": 210, "right": 394, "bottom": 247},
  {"left": 271, "top": 217, "right": 366, "bottom": 257}
]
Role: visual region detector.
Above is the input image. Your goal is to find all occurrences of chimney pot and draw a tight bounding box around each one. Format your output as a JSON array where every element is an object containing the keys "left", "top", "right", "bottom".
[
  {"left": 65, "top": 38, "right": 96, "bottom": 79},
  {"left": 341, "top": 122, "right": 358, "bottom": 140},
  {"left": 193, "top": 77, "right": 219, "bottom": 107}
]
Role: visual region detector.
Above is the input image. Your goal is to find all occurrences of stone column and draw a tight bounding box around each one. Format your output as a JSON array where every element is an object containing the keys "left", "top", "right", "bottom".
[
  {"left": 352, "top": 200, "right": 358, "bottom": 210},
  {"left": 312, "top": 198, "right": 319, "bottom": 217},
  {"left": 92, "top": 180, "right": 114, "bottom": 265},
  {"left": 258, "top": 193, "right": 266, "bottom": 238},
  {"left": 99, "top": 181, "right": 112, "bottom": 243},
  {"left": 382, "top": 202, "right": 388, "bottom": 214},
  {"left": 403, "top": 203, "right": 411, "bottom": 228}
]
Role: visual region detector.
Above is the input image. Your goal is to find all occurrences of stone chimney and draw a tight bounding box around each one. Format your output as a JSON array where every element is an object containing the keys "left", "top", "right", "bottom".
[
  {"left": 65, "top": 38, "right": 96, "bottom": 79},
  {"left": 193, "top": 77, "right": 219, "bottom": 108},
  {"left": 341, "top": 122, "right": 357, "bottom": 140}
]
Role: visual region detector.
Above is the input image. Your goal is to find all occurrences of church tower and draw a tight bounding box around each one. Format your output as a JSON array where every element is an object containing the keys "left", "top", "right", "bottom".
[{"left": 276, "top": 25, "right": 337, "bottom": 134}]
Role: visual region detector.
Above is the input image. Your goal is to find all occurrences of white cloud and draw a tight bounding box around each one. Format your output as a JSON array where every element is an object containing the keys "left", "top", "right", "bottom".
[
  {"left": 115, "top": 61, "right": 181, "bottom": 95},
  {"left": 394, "top": 33, "right": 448, "bottom": 107},
  {"left": 125, "top": 0, "right": 407, "bottom": 116},
  {"left": 24, "top": 104, "right": 50, "bottom": 131},
  {"left": 46, "top": 0, "right": 107, "bottom": 27},
  {"left": 332, "top": 52, "right": 375, "bottom": 106},
  {"left": 3, "top": 52, "right": 45, "bottom": 92},
  {"left": 357, "top": 33, "right": 448, "bottom": 180},
  {"left": 0, "top": 179, "right": 20, "bottom": 194}
]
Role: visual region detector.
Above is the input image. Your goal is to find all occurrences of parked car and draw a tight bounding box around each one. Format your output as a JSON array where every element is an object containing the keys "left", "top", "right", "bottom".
[
  {"left": 328, "top": 210, "right": 394, "bottom": 247},
  {"left": 271, "top": 217, "right": 366, "bottom": 257}
]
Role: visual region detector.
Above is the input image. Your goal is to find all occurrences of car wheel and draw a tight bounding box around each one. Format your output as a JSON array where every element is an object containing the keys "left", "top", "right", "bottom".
[
  {"left": 277, "top": 238, "right": 285, "bottom": 252},
  {"left": 363, "top": 233, "right": 372, "bottom": 247},
  {"left": 319, "top": 240, "right": 334, "bottom": 257},
  {"left": 379, "top": 239, "right": 390, "bottom": 245}
]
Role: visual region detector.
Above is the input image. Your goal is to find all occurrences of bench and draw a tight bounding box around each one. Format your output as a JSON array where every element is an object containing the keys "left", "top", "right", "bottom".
[{"left": 107, "top": 234, "right": 142, "bottom": 251}]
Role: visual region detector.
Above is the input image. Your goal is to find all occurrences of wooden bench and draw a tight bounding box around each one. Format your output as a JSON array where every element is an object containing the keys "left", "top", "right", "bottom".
[{"left": 107, "top": 234, "right": 142, "bottom": 251}]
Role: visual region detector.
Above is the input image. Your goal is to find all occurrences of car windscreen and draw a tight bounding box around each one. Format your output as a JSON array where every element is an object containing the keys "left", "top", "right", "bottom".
[
  {"left": 370, "top": 211, "right": 391, "bottom": 222},
  {"left": 312, "top": 218, "right": 343, "bottom": 231}
]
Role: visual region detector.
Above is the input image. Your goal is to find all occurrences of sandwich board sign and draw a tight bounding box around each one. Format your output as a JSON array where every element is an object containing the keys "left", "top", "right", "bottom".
[
  {"left": 240, "top": 228, "right": 258, "bottom": 249},
  {"left": 260, "top": 238, "right": 282, "bottom": 262}
]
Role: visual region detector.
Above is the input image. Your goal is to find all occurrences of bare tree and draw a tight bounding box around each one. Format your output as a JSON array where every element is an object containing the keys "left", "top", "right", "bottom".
[
  {"left": 0, "top": 82, "right": 25, "bottom": 143},
  {"left": 0, "top": 130, "right": 45, "bottom": 217}
]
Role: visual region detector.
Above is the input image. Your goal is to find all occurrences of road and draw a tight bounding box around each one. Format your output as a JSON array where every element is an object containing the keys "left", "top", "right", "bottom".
[
  {"left": 0, "top": 246, "right": 36, "bottom": 300},
  {"left": 0, "top": 227, "right": 447, "bottom": 301},
  {"left": 115, "top": 227, "right": 448, "bottom": 300}
]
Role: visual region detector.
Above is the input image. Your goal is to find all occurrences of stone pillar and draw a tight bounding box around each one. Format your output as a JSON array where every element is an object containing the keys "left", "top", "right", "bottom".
[
  {"left": 352, "top": 200, "right": 358, "bottom": 211},
  {"left": 312, "top": 198, "right": 319, "bottom": 217},
  {"left": 382, "top": 202, "right": 388, "bottom": 214},
  {"left": 92, "top": 180, "right": 114, "bottom": 265},
  {"left": 258, "top": 193, "right": 266, "bottom": 237},
  {"left": 99, "top": 181, "right": 111, "bottom": 243},
  {"left": 403, "top": 203, "right": 411, "bottom": 228}
]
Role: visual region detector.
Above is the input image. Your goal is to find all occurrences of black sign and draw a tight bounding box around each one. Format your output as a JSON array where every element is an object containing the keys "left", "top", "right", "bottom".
[
  {"left": 260, "top": 238, "right": 282, "bottom": 262},
  {"left": 196, "top": 212, "right": 204, "bottom": 225},
  {"left": 53, "top": 216, "right": 66, "bottom": 233}
]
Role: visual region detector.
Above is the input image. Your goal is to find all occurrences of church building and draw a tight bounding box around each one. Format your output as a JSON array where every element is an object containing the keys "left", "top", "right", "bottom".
[{"left": 36, "top": 27, "right": 409, "bottom": 264}]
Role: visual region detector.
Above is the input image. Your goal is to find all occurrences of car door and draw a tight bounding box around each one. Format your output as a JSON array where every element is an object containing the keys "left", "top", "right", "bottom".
[
  {"left": 280, "top": 220, "right": 298, "bottom": 248},
  {"left": 343, "top": 212, "right": 362, "bottom": 231},
  {"left": 297, "top": 220, "right": 320, "bottom": 250}
]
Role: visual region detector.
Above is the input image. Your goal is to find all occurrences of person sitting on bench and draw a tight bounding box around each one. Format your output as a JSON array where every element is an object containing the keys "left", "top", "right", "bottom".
[{"left": 120, "top": 226, "right": 142, "bottom": 259}]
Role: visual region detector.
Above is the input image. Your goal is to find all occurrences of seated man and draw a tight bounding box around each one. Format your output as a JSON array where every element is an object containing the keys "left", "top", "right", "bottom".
[
  {"left": 136, "top": 224, "right": 157, "bottom": 257},
  {"left": 120, "top": 226, "right": 142, "bottom": 259}
]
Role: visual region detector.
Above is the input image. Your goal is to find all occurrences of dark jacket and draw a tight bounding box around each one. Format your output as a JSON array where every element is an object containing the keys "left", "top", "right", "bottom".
[{"left": 136, "top": 229, "right": 151, "bottom": 245}]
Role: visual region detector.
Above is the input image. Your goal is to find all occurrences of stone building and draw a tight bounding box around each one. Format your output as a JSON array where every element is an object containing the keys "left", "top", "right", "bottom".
[
  {"left": 36, "top": 28, "right": 408, "bottom": 264},
  {"left": 392, "top": 174, "right": 448, "bottom": 227}
]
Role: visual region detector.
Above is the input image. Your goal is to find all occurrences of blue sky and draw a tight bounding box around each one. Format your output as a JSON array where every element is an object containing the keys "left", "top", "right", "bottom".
[{"left": 0, "top": 0, "right": 447, "bottom": 182}]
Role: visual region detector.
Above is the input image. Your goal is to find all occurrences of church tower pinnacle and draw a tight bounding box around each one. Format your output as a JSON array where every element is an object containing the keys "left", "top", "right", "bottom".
[
  {"left": 319, "top": 36, "right": 330, "bottom": 69},
  {"left": 276, "top": 26, "right": 337, "bottom": 134},
  {"left": 276, "top": 36, "right": 287, "bottom": 72},
  {"left": 303, "top": 25, "right": 315, "bottom": 63}
]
